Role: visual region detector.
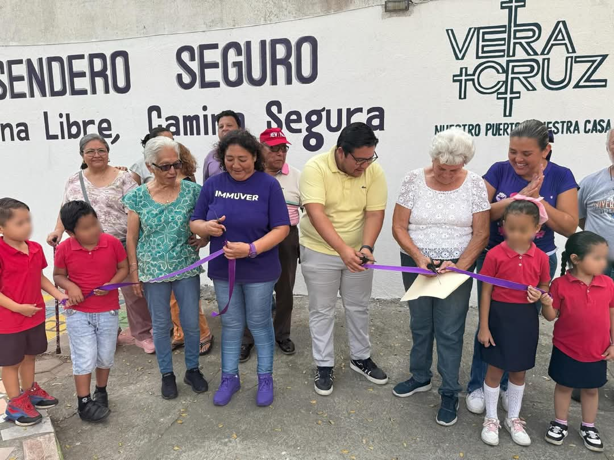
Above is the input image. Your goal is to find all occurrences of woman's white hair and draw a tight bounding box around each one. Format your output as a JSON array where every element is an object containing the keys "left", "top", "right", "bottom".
[
  {"left": 143, "top": 136, "right": 179, "bottom": 165},
  {"left": 429, "top": 127, "right": 475, "bottom": 166}
]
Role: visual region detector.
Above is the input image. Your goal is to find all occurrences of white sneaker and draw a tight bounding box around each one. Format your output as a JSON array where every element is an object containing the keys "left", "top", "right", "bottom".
[
  {"left": 481, "top": 417, "right": 500, "bottom": 446},
  {"left": 466, "top": 389, "right": 485, "bottom": 414},
  {"left": 505, "top": 417, "right": 531, "bottom": 446},
  {"left": 501, "top": 390, "right": 509, "bottom": 412}
]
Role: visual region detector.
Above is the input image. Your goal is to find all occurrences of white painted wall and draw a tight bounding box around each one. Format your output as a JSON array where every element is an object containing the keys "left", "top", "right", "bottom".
[{"left": 1, "top": 0, "right": 613, "bottom": 298}]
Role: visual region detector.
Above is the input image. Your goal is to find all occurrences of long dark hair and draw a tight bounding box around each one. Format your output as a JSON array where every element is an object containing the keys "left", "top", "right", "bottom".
[
  {"left": 560, "top": 231, "right": 608, "bottom": 276},
  {"left": 216, "top": 130, "right": 265, "bottom": 172},
  {"left": 510, "top": 119, "right": 554, "bottom": 161}
]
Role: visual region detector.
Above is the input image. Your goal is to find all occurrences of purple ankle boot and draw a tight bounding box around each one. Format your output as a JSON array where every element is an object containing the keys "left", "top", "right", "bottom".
[
  {"left": 256, "top": 373, "right": 274, "bottom": 407},
  {"left": 213, "top": 373, "right": 240, "bottom": 406}
]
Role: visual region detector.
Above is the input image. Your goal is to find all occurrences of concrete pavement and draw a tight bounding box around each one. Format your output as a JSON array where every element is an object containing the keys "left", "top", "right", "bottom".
[{"left": 3, "top": 291, "right": 613, "bottom": 460}]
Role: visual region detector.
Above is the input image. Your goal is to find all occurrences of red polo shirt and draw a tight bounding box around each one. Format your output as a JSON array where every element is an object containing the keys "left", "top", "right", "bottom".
[
  {"left": 550, "top": 272, "right": 614, "bottom": 362},
  {"left": 54, "top": 233, "right": 126, "bottom": 313},
  {"left": 0, "top": 238, "right": 47, "bottom": 334},
  {"left": 480, "top": 241, "right": 551, "bottom": 304}
]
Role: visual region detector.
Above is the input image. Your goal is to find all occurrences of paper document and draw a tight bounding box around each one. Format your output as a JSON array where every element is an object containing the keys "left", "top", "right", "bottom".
[{"left": 401, "top": 272, "right": 471, "bottom": 301}]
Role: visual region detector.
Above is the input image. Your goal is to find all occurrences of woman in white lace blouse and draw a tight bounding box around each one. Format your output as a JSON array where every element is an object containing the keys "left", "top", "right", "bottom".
[{"left": 391, "top": 127, "right": 491, "bottom": 427}]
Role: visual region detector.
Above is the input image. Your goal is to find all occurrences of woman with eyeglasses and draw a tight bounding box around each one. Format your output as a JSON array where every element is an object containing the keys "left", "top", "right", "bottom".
[
  {"left": 123, "top": 136, "right": 209, "bottom": 400},
  {"left": 46, "top": 133, "right": 155, "bottom": 354}
]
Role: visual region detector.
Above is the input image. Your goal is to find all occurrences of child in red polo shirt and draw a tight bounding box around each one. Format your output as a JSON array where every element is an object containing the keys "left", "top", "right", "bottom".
[
  {"left": 0, "top": 198, "right": 68, "bottom": 426},
  {"left": 53, "top": 201, "right": 128, "bottom": 423},
  {"left": 543, "top": 231, "right": 614, "bottom": 453},
  {"left": 477, "top": 197, "right": 552, "bottom": 448}
]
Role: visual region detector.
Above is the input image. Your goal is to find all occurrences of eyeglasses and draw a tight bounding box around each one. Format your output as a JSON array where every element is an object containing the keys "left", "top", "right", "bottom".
[
  {"left": 269, "top": 145, "right": 289, "bottom": 153},
  {"left": 152, "top": 160, "right": 182, "bottom": 172},
  {"left": 83, "top": 149, "right": 108, "bottom": 156},
  {"left": 348, "top": 151, "right": 378, "bottom": 165}
]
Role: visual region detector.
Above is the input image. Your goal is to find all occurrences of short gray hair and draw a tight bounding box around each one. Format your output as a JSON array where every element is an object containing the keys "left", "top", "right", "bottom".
[
  {"left": 79, "top": 133, "right": 110, "bottom": 156},
  {"left": 429, "top": 128, "right": 475, "bottom": 166},
  {"left": 143, "top": 136, "right": 179, "bottom": 165}
]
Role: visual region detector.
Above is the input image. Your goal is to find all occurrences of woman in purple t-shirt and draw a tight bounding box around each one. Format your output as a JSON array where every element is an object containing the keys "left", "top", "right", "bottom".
[
  {"left": 466, "top": 119, "right": 579, "bottom": 415},
  {"left": 190, "top": 130, "right": 290, "bottom": 408}
]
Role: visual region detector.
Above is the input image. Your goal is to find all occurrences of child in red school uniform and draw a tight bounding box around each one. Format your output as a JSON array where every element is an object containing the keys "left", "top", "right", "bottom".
[
  {"left": 0, "top": 198, "right": 68, "bottom": 426},
  {"left": 543, "top": 231, "right": 614, "bottom": 453},
  {"left": 54, "top": 201, "right": 128, "bottom": 422},
  {"left": 478, "top": 197, "right": 552, "bottom": 447}
]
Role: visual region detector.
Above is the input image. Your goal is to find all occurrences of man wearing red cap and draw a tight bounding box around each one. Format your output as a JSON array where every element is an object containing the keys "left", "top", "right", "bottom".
[{"left": 240, "top": 127, "right": 301, "bottom": 361}]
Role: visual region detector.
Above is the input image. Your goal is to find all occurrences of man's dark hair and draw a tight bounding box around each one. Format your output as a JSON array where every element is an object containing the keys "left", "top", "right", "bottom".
[
  {"left": 140, "top": 127, "right": 173, "bottom": 148},
  {"left": 336, "top": 122, "right": 379, "bottom": 155},
  {"left": 0, "top": 198, "right": 29, "bottom": 226},
  {"left": 216, "top": 130, "right": 264, "bottom": 172},
  {"left": 60, "top": 200, "right": 98, "bottom": 233},
  {"left": 216, "top": 110, "right": 242, "bottom": 128}
]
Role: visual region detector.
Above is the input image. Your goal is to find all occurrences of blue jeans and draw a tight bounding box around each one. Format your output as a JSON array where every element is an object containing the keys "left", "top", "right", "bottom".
[
  {"left": 214, "top": 279, "right": 276, "bottom": 375},
  {"left": 466, "top": 251, "right": 558, "bottom": 393},
  {"left": 143, "top": 276, "right": 201, "bottom": 375},
  {"left": 401, "top": 253, "right": 474, "bottom": 396},
  {"left": 65, "top": 309, "right": 119, "bottom": 375}
]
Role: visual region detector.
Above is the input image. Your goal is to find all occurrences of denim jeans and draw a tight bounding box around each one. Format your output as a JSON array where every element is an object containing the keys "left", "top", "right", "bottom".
[
  {"left": 401, "top": 253, "right": 474, "bottom": 396},
  {"left": 214, "top": 279, "right": 276, "bottom": 375},
  {"left": 466, "top": 250, "right": 558, "bottom": 393},
  {"left": 143, "top": 276, "right": 201, "bottom": 375},
  {"left": 65, "top": 309, "right": 119, "bottom": 375}
]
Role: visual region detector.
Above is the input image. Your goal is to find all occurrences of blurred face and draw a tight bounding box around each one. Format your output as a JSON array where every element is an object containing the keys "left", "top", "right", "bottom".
[
  {"left": 218, "top": 116, "right": 240, "bottom": 140},
  {"left": 502, "top": 212, "right": 540, "bottom": 250},
  {"left": 82, "top": 140, "right": 109, "bottom": 169},
  {"left": 571, "top": 242, "right": 609, "bottom": 276},
  {"left": 224, "top": 145, "right": 256, "bottom": 181},
  {"left": 432, "top": 159, "right": 465, "bottom": 185},
  {"left": 150, "top": 147, "right": 180, "bottom": 185},
  {"left": 335, "top": 146, "right": 377, "bottom": 177},
  {"left": 0, "top": 208, "right": 32, "bottom": 242},
  {"left": 607, "top": 131, "right": 614, "bottom": 162},
  {"left": 508, "top": 137, "right": 550, "bottom": 178},
  {"left": 263, "top": 143, "right": 288, "bottom": 172},
  {"left": 69, "top": 214, "right": 102, "bottom": 247}
]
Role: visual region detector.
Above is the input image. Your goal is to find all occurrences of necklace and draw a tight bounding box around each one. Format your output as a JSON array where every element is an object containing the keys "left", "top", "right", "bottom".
[{"left": 150, "top": 182, "right": 179, "bottom": 204}]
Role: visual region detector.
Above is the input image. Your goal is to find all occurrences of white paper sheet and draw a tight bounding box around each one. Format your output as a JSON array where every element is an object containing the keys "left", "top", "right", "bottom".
[{"left": 401, "top": 272, "right": 471, "bottom": 301}]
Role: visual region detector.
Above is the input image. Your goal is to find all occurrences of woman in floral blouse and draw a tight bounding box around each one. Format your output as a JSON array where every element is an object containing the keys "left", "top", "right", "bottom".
[{"left": 124, "top": 136, "right": 208, "bottom": 400}]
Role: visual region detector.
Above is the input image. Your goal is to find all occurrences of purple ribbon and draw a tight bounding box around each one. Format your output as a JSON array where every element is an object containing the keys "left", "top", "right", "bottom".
[
  {"left": 61, "top": 248, "right": 237, "bottom": 315},
  {"left": 367, "top": 264, "right": 547, "bottom": 294}
]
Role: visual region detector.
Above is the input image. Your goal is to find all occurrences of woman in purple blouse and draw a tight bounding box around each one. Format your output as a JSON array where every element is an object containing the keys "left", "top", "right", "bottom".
[{"left": 465, "top": 119, "right": 579, "bottom": 415}]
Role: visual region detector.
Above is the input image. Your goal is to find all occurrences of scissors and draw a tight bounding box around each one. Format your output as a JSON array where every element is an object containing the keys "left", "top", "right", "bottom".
[
  {"left": 211, "top": 207, "right": 225, "bottom": 232},
  {"left": 426, "top": 258, "right": 442, "bottom": 284}
]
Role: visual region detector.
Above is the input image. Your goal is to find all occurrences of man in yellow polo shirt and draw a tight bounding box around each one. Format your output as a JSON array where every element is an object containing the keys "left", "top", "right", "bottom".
[{"left": 300, "top": 122, "right": 388, "bottom": 396}]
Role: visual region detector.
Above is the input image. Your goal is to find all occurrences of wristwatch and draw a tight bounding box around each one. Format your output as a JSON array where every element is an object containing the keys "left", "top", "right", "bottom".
[
  {"left": 248, "top": 243, "right": 258, "bottom": 259},
  {"left": 360, "top": 245, "right": 374, "bottom": 253}
]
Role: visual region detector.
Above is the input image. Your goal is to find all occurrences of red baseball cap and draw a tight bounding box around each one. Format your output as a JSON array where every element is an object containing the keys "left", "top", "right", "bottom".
[{"left": 260, "top": 127, "right": 291, "bottom": 147}]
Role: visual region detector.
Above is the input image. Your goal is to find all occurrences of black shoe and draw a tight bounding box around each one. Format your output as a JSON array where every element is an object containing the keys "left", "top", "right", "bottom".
[
  {"left": 571, "top": 388, "right": 581, "bottom": 402},
  {"left": 545, "top": 420, "right": 568, "bottom": 446},
  {"left": 350, "top": 358, "right": 388, "bottom": 385},
  {"left": 580, "top": 425, "right": 604, "bottom": 452},
  {"left": 240, "top": 343, "right": 254, "bottom": 363},
  {"left": 184, "top": 368, "right": 208, "bottom": 393},
  {"left": 161, "top": 372, "right": 178, "bottom": 400},
  {"left": 93, "top": 388, "right": 109, "bottom": 408},
  {"left": 78, "top": 400, "right": 110, "bottom": 423},
  {"left": 436, "top": 393, "right": 459, "bottom": 427},
  {"left": 314, "top": 367, "right": 334, "bottom": 396},
  {"left": 276, "top": 338, "right": 296, "bottom": 355}
]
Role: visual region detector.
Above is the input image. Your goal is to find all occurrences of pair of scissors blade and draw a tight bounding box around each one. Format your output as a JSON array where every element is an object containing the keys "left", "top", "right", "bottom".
[{"left": 427, "top": 259, "right": 442, "bottom": 284}]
